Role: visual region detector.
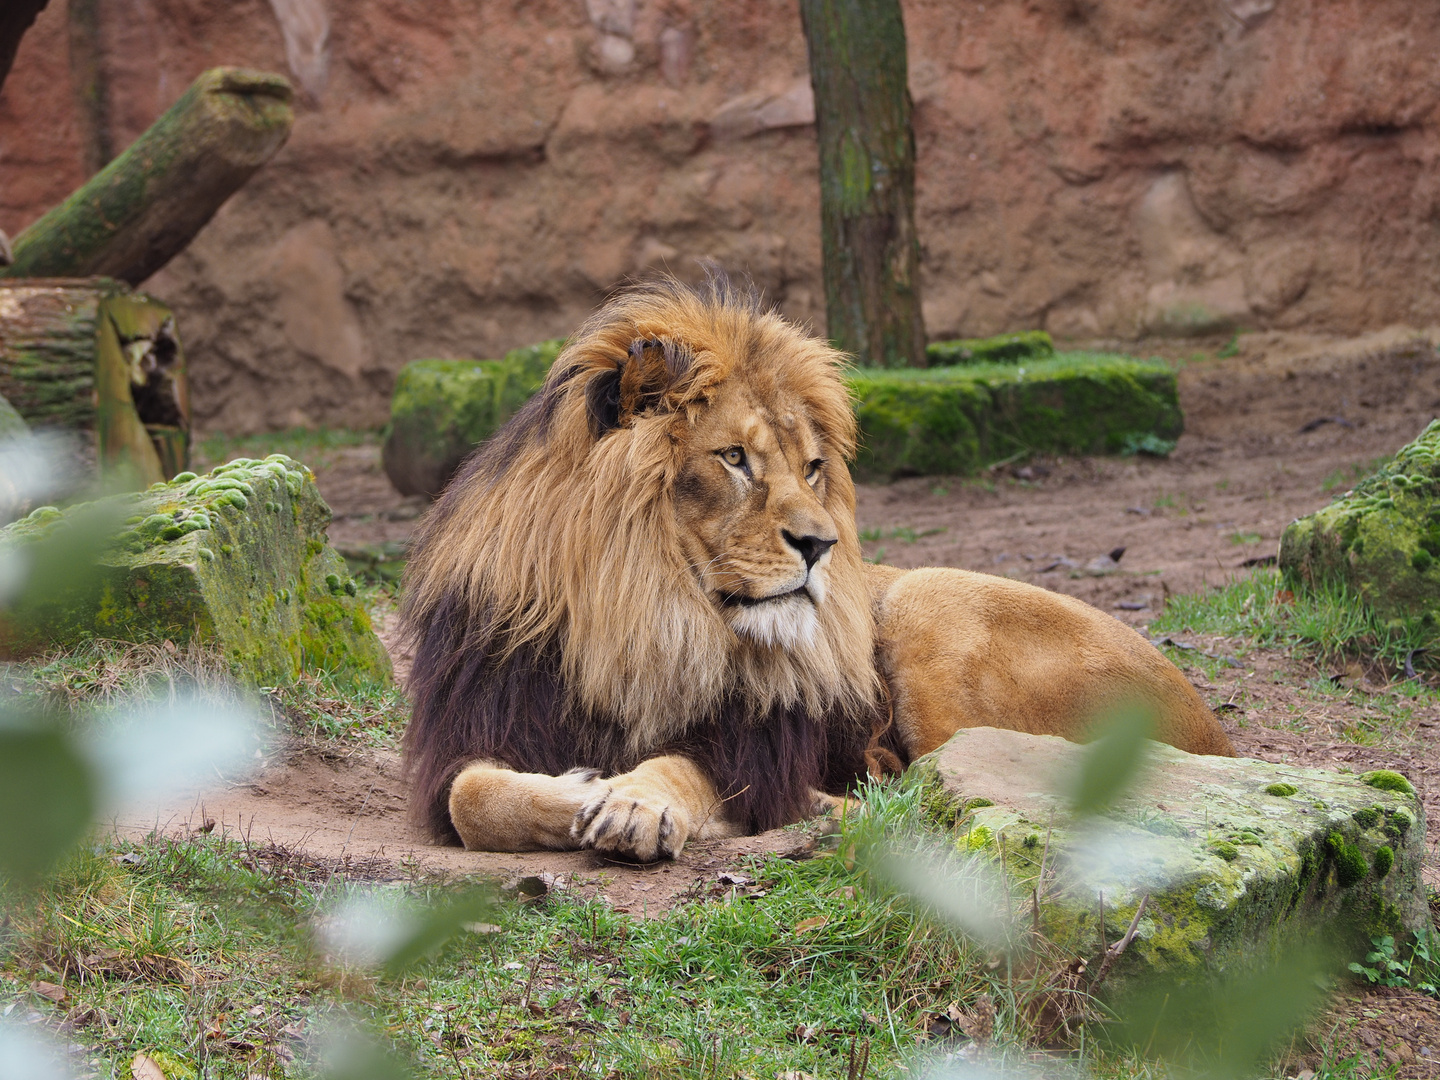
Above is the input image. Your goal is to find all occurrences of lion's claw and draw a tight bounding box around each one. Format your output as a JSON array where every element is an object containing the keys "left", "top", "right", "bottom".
[{"left": 572, "top": 787, "right": 688, "bottom": 862}]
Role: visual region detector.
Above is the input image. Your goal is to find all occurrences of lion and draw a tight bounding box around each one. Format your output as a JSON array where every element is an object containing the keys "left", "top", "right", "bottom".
[{"left": 400, "top": 276, "right": 1233, "bottom": 862}]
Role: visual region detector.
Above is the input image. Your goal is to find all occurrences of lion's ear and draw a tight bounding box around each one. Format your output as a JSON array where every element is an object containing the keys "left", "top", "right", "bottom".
[
  {"left": 585, "top": 338, "right": 694, "bottom": 438},
  {"left": 585, "top": 363, "right": 625, "bottom": 437}
]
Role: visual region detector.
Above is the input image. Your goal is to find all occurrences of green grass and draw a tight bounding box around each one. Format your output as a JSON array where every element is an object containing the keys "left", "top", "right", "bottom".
[
  {"left": 0, "top": 784, "right": 1048, "bottom": 1079},
  {"left": 1151, "top": 568, "right": 1439, "bottom": 675},
  {"left": 4, "top": 635, "right": 410, "bottom": 751},
  {"left": 857, "top": 525, "right": 947, "bottom": 544}
]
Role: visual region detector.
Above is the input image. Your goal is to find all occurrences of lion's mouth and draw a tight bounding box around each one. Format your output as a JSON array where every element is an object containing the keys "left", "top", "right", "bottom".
[{"left": 719, "top": 585, "right": 812, "bottom": 608}]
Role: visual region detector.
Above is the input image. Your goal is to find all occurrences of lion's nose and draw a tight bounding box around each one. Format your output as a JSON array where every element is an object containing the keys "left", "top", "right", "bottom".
[{"left": 783, "top": 531, "right": 837, "bottom": 569}]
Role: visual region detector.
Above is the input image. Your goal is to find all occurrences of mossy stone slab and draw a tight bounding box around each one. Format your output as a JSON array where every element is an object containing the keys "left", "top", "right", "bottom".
[
  {"left": 1280, "top": 419, "right": 1440, "bottom": 631},
  {"left": 849, "top": 353, "right": 1182, "bottom": 479},
  {"left": 925, "top": 330, "right": 1055, "bottom": 366},
  {"left": 910, "top": 728, "right": 1427, "bottom": 985},
  {"left": 382, "top": 340, "right": 564, "bottom": 497},
  {"left": 0, "top": 454, "right": 391, "bottom": 687}
]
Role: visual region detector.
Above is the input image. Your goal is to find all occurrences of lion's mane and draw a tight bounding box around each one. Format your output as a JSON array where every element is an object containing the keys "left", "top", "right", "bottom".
[{"left": 401, "top": 277, "right": 891, "bottom": 843}]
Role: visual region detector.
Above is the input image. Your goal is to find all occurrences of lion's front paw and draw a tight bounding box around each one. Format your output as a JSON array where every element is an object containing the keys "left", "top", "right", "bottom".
[{"left": 572, "top": 786, "right": 690, "bottom": 862}]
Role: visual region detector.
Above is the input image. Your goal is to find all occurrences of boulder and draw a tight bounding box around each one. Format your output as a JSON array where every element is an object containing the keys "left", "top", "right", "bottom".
[
  {"left": 925, "top": 330, "right": 1055, "bottom": 366},
  {"left": 910, "top": 728, "right": 1428, "bottom": 984},
  {"left": 382, "top": 340, "right": 563, "bottom": 497},
  {"left": 0, "top": 454, "right": 391, "bottom": 687},
  {"left": 1280, "top": 420, "right": 1440, "bottom": 630},
  {"left": 849, "top": 352, "right": 1182, "bottom": 479}
]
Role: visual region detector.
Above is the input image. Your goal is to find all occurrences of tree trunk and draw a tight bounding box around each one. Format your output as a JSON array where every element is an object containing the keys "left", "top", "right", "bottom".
[
  {"left": 0, "top": 68, "right": 294, "bottom": 286},
  {"left": 799, "top": 0, "right": 926, "bottom": 368},
  {"left": 0, "top": 0, "right": 49, "bottom": 94},
  {"left": 67, "top": 0, "right": 112, "bottom": 175},
  {"left": 0, "top": 279, "right": 189, "bottom": 487}
]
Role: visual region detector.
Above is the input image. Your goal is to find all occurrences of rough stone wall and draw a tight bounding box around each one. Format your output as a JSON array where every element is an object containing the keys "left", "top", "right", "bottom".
[{"left": 2, "top": 0, "right": 1438, "bottom": 432}]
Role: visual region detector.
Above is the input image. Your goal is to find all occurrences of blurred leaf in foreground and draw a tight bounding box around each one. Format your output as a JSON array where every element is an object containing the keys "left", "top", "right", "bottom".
[
  {"left": 1105, "top": 943, "right": 1331, "bottom": 1080},
  {"left": 0, "top": 1013, "right": 78, "bottom": 1080},
  {"left": 315, "top": 885, "right": 498, "bottom": 975},
  {"left": 1070, "top": 704, "right": 1156, "bottom": 817},
  {"left": 0, "top": 710, "right": 96, "bottom": 886}
]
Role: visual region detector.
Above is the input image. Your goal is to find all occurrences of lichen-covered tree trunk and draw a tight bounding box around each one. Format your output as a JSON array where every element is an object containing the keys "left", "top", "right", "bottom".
[
  {"left": 0, "top": 0, "right": 48, "bottom": 94},
  {"left": 799, "top": 0, "right": 925, "bottom": 368},
  {"left": 0, "top": 279, "right": 189, "bottom": 486},
  {"left": 66, "top": 0, "right": 112, "bottom": 175},
  {"left": 0, "top": 68, "right": 294, "bottom": 286}
]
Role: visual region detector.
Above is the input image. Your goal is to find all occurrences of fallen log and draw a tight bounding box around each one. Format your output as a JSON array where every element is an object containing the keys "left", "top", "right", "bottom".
[
  {"left": 0, "top": 278, "right": 189, "bottom": 486},
  {"left": 0, "top": 68, "right": 293, "bottom": 286}
]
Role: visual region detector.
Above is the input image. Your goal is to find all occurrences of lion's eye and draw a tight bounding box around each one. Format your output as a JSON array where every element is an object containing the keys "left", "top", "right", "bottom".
[
  {"left": 805, "top": 459, "right": 823, "bottom": 485},
  {"left": 721, "top": 447, "right": 746, "bottom": 468}
]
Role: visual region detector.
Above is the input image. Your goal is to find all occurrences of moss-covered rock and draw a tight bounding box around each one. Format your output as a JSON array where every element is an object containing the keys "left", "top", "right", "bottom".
[
  {"left": 849, "top": 353, "right": 1183, "bottom": 479},
  {"left": 382, "top": 340, "right": 564, "bottom": 497},
  {"left": 0, "top": 454, "right": 391, "bottom": 687},
  {"left": 1279, "top": 420, "right": 1440, "bottom": 633},
  {"left": 909, "top": 728, "right": 1428, "bottom": 988},
  {"left": 925, "top": 330, "right": 1055, "bottom": 366}
]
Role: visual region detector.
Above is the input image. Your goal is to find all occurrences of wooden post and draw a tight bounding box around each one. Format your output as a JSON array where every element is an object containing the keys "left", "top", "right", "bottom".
[
  {"left": 0, "top": 68, "right": 294, "bottom": 286},
  {"left": 0, "top": 279, "right": 189, "bottom": 487},
  {"left": 799, "top": 0, "right": 926, "bottom": 368}
]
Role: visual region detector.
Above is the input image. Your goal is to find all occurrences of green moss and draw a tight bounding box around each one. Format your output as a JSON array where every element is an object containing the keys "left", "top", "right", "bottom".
[
  {"left": 925, "top": 330, "right": 1054, "bottom": 366},
  {"left": 1280, "top": 420, "right": 1440, "bottom": 632},
  {"left": 1373, "top": 845, "right": 1395, "bottom": 879},
  {"left": 1265, "top": 782, "right": 1298, "bottom": 797},
  {"left": 849, "top": 352, "right": 1181, "bottom": 479},
  {"left": 381, "top": 340, "right": 565, "bottom": 497},
  {"left": 1328, "top": 832, "right": 1368, "bottom": 888},
  {"left": 1362, "top": 769, "right": 1416, "bottom": 796},
  {"left": 1211, "top": 842, "right": 1239, "bottom": 862},
  {"left": 1352, "top": 807, "right": 1382, "bottom": 829}
]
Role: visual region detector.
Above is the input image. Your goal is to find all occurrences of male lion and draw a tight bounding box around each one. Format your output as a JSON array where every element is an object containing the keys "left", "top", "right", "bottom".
[{"left": 401, "top": 277, "right": 1232, "bottom": 862}]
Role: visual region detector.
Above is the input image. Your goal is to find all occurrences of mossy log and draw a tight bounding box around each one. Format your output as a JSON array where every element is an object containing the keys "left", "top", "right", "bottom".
[
  {"left": 0, "top": 68, "right": 293, "bottom": 286},
  {"left": 0, "top": 455, "right": 392, "bottom": 687},
  {"left": 799, "top": 0, "right": 925, "bottom": 367},
  {"left": 0, "top": 278, "right": 189, "bottom": 485}
]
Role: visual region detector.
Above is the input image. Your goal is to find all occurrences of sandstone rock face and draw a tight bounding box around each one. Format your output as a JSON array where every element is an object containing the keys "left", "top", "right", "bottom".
[
  {"left": 912, "top": 728, "right": 1428, "bottom": 982},
  {"left": 0, "top": 454, "right": 391, "bottom": 686},
  {"left": 1280, "top": 420, "right": 1440, "bottom": 629},
  {"left": 5, "top": 1, "right": 1440, "bottom": 432}
]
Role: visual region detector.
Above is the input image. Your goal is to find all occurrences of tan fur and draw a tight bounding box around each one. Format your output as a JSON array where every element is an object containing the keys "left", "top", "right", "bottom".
[
  {"left": 411, "top": 280, "right": 1231, "bottom": 861},
  {"left": 868, "top": 565, "right": 1234, "bottom": 757}
]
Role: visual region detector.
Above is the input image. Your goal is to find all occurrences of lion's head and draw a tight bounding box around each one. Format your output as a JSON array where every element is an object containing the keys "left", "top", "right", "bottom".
[{"left": 402, "top": 276, "right": 881, "bottom": 840}]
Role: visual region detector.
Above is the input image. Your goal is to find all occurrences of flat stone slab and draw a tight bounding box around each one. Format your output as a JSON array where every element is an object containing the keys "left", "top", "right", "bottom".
[
  {"left": 0, "top": 454, "right": 391, "bottom": 686},
  {"left": 911, "top": 728, "right": 1428, "bottom": 982}
]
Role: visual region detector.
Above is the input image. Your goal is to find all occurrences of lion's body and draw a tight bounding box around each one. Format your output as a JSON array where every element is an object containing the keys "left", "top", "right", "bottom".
[{"left": 401, "top": 277, "right": 1232, "bottom": 861}]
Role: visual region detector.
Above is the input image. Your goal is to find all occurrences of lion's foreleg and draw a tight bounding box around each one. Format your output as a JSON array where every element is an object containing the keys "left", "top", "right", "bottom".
[
  {"left": 448, "top": 762, "right": 604, "bottom": 852},
  {"left": 573, "top": 755, "right": 743, "bottom": 862}
]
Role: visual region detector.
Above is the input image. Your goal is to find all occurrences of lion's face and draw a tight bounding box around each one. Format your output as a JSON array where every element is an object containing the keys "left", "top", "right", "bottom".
[{"left": 672, "top": 378, "right": 841, "bottom": 651}]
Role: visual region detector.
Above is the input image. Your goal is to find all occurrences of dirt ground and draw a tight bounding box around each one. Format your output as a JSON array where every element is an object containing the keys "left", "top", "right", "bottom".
[{"left": 134, "top": 327, "right": 1440, "bottom": 1072}]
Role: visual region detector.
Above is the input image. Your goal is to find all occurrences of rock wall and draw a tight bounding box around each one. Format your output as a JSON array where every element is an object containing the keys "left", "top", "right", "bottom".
[{"left": 3, "top": 0, "right": 1439, "bottom": 432}]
